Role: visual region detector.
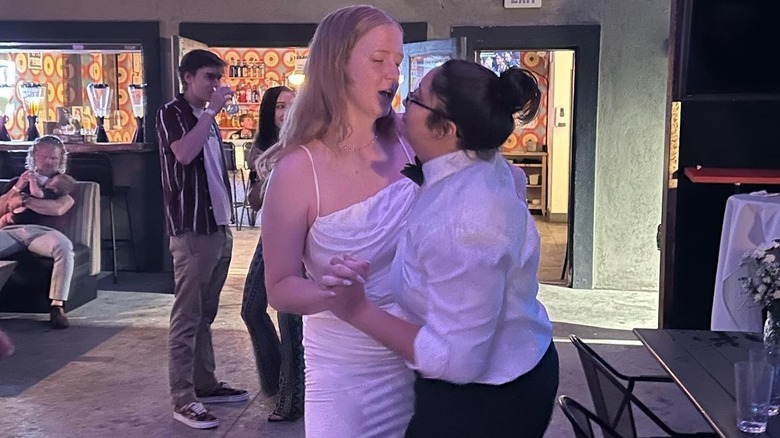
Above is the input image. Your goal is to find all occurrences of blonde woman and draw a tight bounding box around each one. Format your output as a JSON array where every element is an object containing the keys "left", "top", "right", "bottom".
[{"left": 259, "top": 5, "right": 417, "bottom": 437}]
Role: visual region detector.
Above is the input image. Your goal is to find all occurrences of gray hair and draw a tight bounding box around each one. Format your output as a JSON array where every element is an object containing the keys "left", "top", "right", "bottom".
[{"left": 26, "top": 135, "right": 68, "bottom": 174}]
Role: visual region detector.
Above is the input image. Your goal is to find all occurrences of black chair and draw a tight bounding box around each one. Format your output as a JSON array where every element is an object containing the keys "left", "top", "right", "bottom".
[
  {"left": 558, "top": 395, "right": 625, "bottom": 438},
  {"left": 67, "top": 152, "right": 136, "bottom": 283},
  {"left": 569, "top": 334, "right": 715, "bottom": 437}
]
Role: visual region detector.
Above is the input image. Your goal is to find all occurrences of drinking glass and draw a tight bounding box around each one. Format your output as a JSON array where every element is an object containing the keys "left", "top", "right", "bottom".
[
  {"left": 749, "top": 346, "right": 780, "bottom": 415},
  {"left": 735, "top": 360, "right": 774, "bottom": 433},
  {"left": 224, "top": 94, "right": 240, "bottom": 115}
]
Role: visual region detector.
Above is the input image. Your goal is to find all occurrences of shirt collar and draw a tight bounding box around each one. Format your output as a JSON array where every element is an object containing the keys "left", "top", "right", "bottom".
[
  {"left": 421, "top": 150, "right": 482, "bottom": 188},
  {"left": 174, "top": 94, "right": 197, "bottom": 118}
]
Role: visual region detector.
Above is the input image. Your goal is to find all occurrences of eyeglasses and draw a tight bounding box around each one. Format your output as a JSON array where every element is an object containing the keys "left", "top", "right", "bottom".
[{"left": 404, "top": 89, "right": 450, "bottom": 120}]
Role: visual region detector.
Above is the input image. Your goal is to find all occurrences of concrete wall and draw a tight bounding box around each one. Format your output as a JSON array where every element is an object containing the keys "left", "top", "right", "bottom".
[{"left": 4, "top": 0, "right": 670, "bottom": 291}]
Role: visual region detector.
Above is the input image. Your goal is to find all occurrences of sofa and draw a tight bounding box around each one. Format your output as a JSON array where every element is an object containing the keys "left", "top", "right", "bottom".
[{"left": 0, "top": 180, "right": 101, "bottom": 313}]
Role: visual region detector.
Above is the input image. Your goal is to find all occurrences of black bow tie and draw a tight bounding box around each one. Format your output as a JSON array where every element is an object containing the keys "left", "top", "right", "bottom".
[{"left": 401, "top": 156, "right": 424, "bottom": 186}]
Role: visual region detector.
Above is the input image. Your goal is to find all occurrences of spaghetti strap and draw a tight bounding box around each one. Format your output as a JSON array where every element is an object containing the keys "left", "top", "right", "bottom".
[
  {"left": 398, "top": 135, "right": 414, "bottom": 162},
  {"left": 299, "top": 146, "right": 321, "bottom": 217}
]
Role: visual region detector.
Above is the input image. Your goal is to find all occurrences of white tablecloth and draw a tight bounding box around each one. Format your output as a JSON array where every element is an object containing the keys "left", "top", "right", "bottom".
[{"left": 711, "top": 193, "right": 780, "bottom": 331}]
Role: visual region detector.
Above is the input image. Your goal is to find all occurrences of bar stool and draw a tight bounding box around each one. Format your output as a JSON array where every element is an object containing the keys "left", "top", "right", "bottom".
[
  {"left": 243, "top": 142, "right": 259, "bottom": 227},
  {"left": 222, "top": 142, "right": 249, "bottom": 230},
  {"left": 67, "top": 152, "right": 137, "bottom": 283}
]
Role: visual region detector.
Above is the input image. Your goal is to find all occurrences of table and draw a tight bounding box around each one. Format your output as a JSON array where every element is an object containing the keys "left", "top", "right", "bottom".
[
  {"left": 711, "top": 194, "right": 780, "bottom": 331},
  {"left": 633, "top": 329, "right": 780, "bottom": 438}
]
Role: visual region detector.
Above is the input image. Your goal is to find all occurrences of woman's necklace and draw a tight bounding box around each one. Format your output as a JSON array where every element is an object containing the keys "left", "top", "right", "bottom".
[{"left": 337, "top": 135, "right": 377, "bottom": 152}]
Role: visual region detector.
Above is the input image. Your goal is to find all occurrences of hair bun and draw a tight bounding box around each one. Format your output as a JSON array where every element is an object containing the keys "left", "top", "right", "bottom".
[{"left": 498, "top": 67, "right": 541, "bottom": 124}]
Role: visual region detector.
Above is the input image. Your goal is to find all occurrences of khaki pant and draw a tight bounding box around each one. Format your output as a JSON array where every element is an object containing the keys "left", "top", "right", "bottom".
[
  {"left": 0, "top": 225, "right": 74, "bottom": 302},
  {"left": 168, "top": 227, "right": 232, "bottom": 406}
]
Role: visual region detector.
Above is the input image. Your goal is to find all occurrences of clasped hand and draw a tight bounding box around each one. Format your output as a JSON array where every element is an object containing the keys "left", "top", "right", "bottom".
[
  {"left": 319, "top": 255, "right": 371, "bottom": 322},
  {"left": 15, "top": 170, "right": 35, "bottom": 190}
]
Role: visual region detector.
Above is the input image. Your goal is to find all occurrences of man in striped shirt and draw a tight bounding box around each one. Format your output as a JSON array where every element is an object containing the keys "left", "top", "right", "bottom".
[{"left": 156, "top": 49, "right": 248, "bottom": 430}]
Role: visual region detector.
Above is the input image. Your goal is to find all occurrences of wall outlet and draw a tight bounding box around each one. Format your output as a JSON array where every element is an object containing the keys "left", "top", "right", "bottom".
[{"left": 555, "top": 106, "right": 567, "bottom": 127}]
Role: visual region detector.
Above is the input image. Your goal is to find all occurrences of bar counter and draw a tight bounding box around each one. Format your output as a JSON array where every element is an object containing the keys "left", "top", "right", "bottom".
[
  {"left": 0, "top": 142, "right": 156, "bottom": 153},
  {"left": 0, "top": 142, "right": 166, "bottom": 274}
]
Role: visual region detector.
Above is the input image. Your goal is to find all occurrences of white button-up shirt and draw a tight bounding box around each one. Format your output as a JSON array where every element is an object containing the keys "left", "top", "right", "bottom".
[
  {"left": 192, "top": 106, "right": 231, "bottom": 226},
  {"left": 393, "top": 150, "right": 553, "bottom": 385}
]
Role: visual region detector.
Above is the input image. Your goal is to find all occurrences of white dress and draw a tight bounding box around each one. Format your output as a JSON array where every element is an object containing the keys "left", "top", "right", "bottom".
[{"left": 299, "top": 145, "right": 418, "bottom": 438}]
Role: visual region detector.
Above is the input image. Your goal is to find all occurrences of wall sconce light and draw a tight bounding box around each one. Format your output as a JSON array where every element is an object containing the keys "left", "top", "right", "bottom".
[
  {"left": 288, "top": 48, "right": 307, "bottom": 88},
  {"left": 288, "top": 72, "right": 305, "bottom": 87}
]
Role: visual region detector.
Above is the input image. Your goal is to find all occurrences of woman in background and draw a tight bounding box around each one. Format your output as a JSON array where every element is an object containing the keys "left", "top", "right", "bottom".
[
  {"left": 245, "top": 86, "right": 295, "bottom": 210},
  {"left": 240, "top": 85, "right": 302, "bottom": 422}
]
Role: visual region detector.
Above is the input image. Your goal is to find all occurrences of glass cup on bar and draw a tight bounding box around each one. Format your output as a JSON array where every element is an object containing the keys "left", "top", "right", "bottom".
[{"left": 735, "top": 360, "right": 774, "bottom": 433}]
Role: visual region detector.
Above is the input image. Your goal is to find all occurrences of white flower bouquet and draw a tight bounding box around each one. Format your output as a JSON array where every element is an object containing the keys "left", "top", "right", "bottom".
[{"left": 740, "top": 239, "right": 780, "bottom": 309}]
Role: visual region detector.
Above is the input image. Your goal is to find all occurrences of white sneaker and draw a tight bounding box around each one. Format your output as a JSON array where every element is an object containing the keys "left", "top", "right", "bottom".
[{"left": 173, "top": 401, "right": 220, "bottom": 429}]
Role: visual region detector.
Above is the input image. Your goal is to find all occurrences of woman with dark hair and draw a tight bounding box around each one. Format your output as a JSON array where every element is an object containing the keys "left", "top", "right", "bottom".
[
  {"left": 245, "top": 86, "right": 294, "bottom": 210},
  {"left": 254, "top": 86, "right": 294, "bottom": 152},
  {"left": 240, "top": 85, "right": 302, "bottom": 423},
  {"left": 323, "top": 60, "right": 558, "bottom": 438}
]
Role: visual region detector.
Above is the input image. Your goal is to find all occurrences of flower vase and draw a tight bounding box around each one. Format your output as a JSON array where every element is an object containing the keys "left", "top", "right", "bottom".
[
  {"left": 764, "top": 304, "right": 780, "bottom": 415},
  {"left": 765, "top": 304, "right": 780, "bottom": 349}
]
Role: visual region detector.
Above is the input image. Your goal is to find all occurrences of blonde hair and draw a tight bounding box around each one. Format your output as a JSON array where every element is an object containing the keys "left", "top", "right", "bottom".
[{"left": 257, "top": 5, "right": 401, "bottom": 177}]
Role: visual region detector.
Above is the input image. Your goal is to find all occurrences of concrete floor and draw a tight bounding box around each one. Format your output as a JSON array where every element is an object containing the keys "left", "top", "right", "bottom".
[{"left": 0, "top": 227, "right": 713, "bottom": 438}]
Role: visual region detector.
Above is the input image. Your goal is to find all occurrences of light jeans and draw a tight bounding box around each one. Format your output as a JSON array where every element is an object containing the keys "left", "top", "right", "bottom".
[{"left": 0, "top": 224, "right": 74, "bottom": 302}]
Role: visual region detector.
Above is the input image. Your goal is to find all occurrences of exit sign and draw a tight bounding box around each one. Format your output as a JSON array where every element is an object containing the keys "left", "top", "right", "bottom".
[{"left": 504, "top": 0, "right": 541, "bottom": 8}]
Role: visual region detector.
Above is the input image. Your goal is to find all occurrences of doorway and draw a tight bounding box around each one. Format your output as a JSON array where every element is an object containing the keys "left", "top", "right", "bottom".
[
  {"left": 400, "top": 42, "right": 575, "bottom": 285},
  {"left": 453, "top": 25, "right": 600, "bottom": 289},
  {"left": 475, "top": 49, "right": 575, "bottom": 285}
]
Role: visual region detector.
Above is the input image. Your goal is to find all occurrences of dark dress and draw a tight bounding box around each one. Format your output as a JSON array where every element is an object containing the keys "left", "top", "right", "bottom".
[{"left": 240, "top": 237, "right": 304, "bottom": 419}]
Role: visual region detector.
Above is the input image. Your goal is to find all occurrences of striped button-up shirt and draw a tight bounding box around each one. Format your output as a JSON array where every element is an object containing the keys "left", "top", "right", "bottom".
[{"left": 156, "top": 94, "right": 233, "bottom": 236}]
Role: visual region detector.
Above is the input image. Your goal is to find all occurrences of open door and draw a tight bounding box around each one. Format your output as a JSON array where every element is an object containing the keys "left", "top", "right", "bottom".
[
  {"left": 170, "top": 36, "right": 209, "bottom": 96},
  {"left": 399, "top": 38, "right": 467, "bottom": 106}
]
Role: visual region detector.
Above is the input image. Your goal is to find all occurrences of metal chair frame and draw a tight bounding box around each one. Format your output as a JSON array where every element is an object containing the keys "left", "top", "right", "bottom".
[{"left": 569, "top": 334, "right": 714, "bottom": 438}]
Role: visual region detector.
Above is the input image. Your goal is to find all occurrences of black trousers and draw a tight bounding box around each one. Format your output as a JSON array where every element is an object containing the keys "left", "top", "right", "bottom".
[
  {"left": 240, "top": 238, "right": 305, "bottom": 418},
  {"left": 405, "top": 341, "right": 559, "bottom": 438}
]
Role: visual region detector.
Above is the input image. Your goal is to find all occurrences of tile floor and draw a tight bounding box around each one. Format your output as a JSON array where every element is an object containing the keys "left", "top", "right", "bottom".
[{"left": 0, "top": 220, "right": 713, "bottom": 438}]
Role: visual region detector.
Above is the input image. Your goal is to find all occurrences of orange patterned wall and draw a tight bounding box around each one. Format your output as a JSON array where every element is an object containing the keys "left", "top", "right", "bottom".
[
  {"left": 209, "top": 47, "right": 309, "bottom": 91},
  {"left": 0, "top": 51, "right": 143, "bottom": 142},
  {"left": 206, "top": 47, "right": 548, "bottom": 154}
]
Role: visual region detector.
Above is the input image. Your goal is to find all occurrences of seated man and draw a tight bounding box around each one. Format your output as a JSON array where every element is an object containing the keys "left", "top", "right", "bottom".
[
  {"left": 0, "top": 172, "right": 76, "bottom": 227},
  {"left": 0, "top": 135, "right": 76, "bottom": 329}
]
